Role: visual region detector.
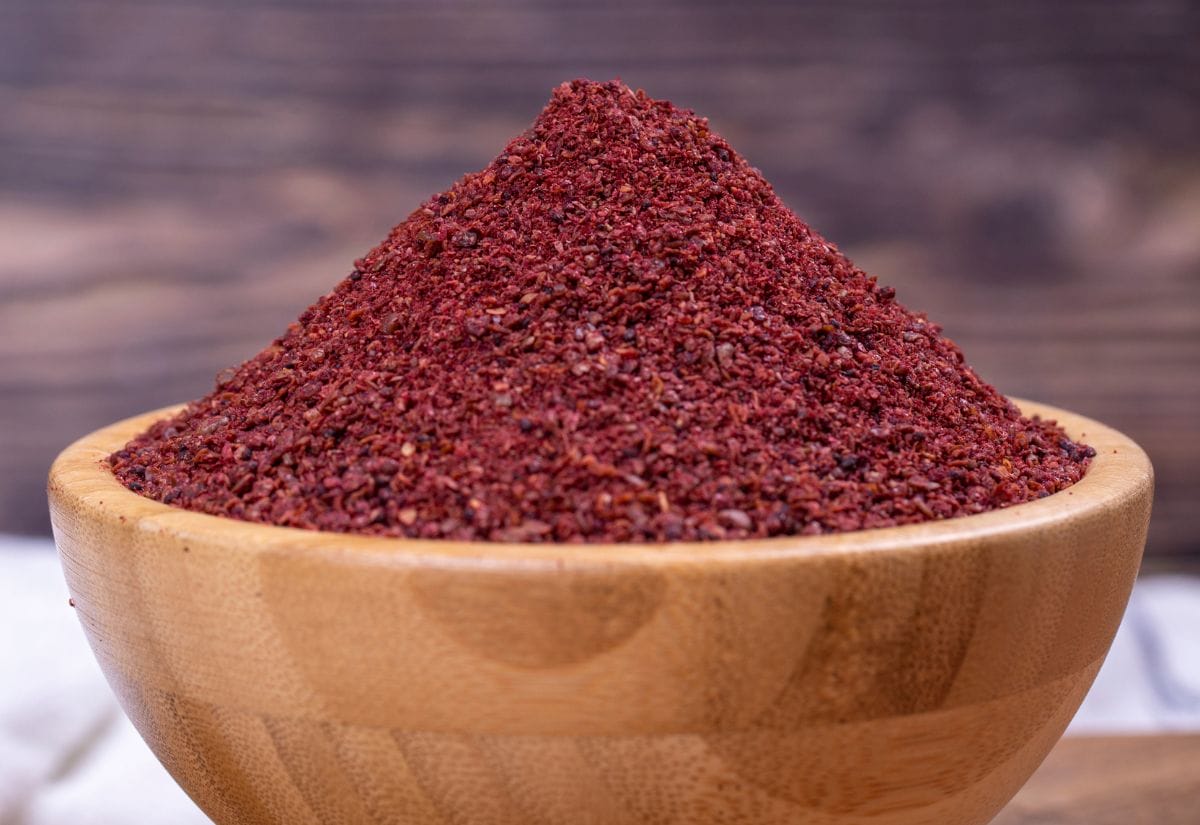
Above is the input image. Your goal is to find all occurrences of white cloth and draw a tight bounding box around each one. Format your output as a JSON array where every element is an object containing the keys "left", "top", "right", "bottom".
[
  {"left": 1, "top": 534, "right": 1197, "bottom": 823},
  {"left": 0, "top": 537, "right": 207, "bottom": 824},
  {"left": 1070, "top": 575, "right": 1200, "bottom": 732}
]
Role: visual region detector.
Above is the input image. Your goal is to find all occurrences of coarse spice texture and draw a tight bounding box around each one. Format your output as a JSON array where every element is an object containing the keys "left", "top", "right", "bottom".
[{"left": 111, "top": 80, "right": 1093, "bottom": 543}]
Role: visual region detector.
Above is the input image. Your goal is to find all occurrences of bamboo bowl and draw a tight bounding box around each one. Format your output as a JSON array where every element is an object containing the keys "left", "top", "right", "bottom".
[{"left": 48, "top": 401, "right": 1152, "bottom": 825}]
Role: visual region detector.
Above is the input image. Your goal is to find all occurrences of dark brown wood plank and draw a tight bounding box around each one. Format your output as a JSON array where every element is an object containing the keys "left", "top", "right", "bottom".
[
  {"left": 1, "top": 1, "right": 1197, "bottom": 557},
  {"left": 995, "top": 735, "right": 1200, "bottom": 824}
]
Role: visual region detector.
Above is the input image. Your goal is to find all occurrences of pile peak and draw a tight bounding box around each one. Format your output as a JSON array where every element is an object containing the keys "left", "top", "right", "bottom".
[{"left": 112, "top": 79, "right": 1091, "bottom": 542}]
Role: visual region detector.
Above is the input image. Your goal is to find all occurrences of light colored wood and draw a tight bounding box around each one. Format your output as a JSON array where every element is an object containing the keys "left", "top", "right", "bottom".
[
  {"left": 47, "top": 400, "right": 1153, "bottom": 825},
  {"left": 995, "top": 735, "right": 1200, "bottom": 825}
]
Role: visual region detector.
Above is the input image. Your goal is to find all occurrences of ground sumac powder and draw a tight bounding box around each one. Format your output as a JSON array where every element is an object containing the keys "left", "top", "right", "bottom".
[{"left": 111, "top": 80, "right": 1093, "bottom": 543}]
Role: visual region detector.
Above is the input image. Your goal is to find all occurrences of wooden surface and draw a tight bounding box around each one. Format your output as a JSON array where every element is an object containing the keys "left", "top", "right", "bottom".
[
  {"left": 3, "top": 1, "right": 1197, "bottom": 561},
  {"left": 996, "top": 735, "right": 1200, "bottom": 825},
  {"left": 48, "top": 401, "right": 1152, "bottom": 824}
]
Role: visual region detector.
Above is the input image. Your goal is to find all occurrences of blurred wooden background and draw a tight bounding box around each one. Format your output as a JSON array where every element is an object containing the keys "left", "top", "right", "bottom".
[{"left": 2, "top": 1, "right": 1197, "bottom": 565}]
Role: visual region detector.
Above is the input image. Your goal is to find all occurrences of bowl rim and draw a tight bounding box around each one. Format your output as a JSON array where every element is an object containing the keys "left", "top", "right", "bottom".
[{"left": 48, "top": 398, "right": 1153, "bottom": 568}]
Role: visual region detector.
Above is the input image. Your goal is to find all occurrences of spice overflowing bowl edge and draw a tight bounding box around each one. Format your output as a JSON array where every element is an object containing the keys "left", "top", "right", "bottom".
[{"left": 49, "top": 398, "right": 1152, "bottom": 567}]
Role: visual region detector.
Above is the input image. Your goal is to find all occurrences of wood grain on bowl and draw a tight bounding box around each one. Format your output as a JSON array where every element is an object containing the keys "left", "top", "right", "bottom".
[{"left": 47, "top": 401, "right": 1152, "bottom": 825}]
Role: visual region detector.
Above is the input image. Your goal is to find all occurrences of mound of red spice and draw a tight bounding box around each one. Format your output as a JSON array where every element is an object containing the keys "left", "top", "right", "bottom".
[{"left": 111, "top": 80, "right": 1093, "bottom": 543}]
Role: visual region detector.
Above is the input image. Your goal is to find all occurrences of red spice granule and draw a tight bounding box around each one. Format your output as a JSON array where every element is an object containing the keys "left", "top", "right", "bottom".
[{"left": 111, "top": 80, "right": 1093, "bottom": 543}]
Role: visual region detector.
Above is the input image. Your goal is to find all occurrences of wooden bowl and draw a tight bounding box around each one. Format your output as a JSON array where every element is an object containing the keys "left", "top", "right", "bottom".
[{"left": 47, "top": 400, "right": 1152, "bottom": 825}]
